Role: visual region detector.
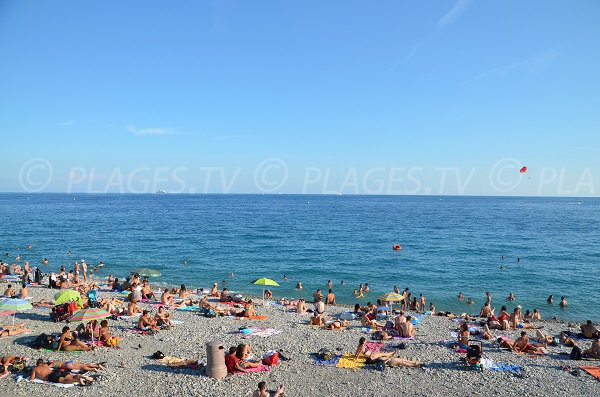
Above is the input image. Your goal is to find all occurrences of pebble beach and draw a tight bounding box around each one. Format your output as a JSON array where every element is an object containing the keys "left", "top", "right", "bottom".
[{"left": 0, "top": 285, "right": 598, "bottom": 397}]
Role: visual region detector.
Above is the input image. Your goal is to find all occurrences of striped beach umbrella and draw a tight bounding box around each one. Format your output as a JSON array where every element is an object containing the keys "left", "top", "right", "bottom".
[
  {"left": 69, "top": 307, "right": 111, "bottom": 322},
  {"left": 380, "top": 292, "right": 404, "bottom": 313},
  {"left": 0, "top": 298, "right": 33, "bottom": 325}
]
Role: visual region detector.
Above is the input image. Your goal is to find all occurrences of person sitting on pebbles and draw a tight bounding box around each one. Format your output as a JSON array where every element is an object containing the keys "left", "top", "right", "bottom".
[
  {"left": 138, "top": 310, "right": 160, "bottom": 331},
  {"left": 354, "top": 337, "right": 397, "bottom": 363},
  {"left": 252, "top": 382, "right": 285, "bottom": 397},
  {"left": 57, "top": 326, "right": 93, "bottom": 352}
]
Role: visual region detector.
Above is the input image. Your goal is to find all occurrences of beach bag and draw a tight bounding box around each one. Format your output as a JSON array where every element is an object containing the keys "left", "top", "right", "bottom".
[
  {"left": 105, "top": 337, "right": 120, "bottom": 347},
  {"left": 570, "top": 346, "right": 582, "bottom": 360},
  {"left": 262, "top": 351, "right": 279, "bottom": 366},
  {"left": 318, "top": 348, "right": 334, "bottom": 361},
  {"left": 30, "top": 333, "right": 54, "bottom": 350}
]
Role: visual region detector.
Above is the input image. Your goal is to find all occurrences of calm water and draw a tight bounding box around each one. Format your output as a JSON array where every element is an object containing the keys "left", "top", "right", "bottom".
[{"left": 1, "top": 193, "right": 598, "bottom": 321}]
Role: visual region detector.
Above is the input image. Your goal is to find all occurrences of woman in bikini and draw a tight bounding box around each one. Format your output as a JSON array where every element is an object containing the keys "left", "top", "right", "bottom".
[
  {"left": 0, "top": 324, "right": 32, "bottom": 337},
  {"left": 354, "top": 337, "right": 397, "bottom": 362},
  {"left": 57, "top": 326, "right": 93, "bottom": 351}
]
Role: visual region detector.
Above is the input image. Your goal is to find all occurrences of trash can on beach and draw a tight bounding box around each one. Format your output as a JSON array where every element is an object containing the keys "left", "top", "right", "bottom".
[{"left": 206, "top": 341, "right": 227, "bottom": 379}]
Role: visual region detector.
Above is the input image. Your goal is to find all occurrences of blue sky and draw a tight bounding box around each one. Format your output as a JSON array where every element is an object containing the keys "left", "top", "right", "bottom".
[{"left": 1, "top": 0, "right": 599, "bottom": 195}]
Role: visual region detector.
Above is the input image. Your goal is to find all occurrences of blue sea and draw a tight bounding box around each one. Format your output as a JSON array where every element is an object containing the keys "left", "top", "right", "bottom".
[{"left": 1, "top": 193, "right": 598, "bottom": 321}]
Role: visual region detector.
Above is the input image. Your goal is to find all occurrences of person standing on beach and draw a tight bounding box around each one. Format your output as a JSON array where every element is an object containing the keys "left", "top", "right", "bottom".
[
  {"left": 485, "top": 291, "right": 492, "bottom": 306},
  {"left": 81, "top": 259, "right": 87, "bottom": 282}
]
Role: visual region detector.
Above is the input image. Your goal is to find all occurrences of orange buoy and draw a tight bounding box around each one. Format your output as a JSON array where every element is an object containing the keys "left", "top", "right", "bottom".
[{"left": 392, "top": 244, "right": 402, "bottom": 251}]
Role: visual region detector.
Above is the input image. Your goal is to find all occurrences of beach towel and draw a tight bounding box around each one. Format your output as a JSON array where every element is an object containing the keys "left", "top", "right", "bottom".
[
  {"left": 335, "top": 354, "right": 367, "bottom": 369},
  {"left": 114, "top": 314, "right": 141, "bottom": 320},
  {"left": 393, "top": 336, "right": 415, "bottom": 341},
  {"left": 410, "top": 315, "right": 423, "bottom": 325},
  {"left": 171, "top": 320, "right": 184, "bottom": 325},
  {"left": 176, "top": 305, "right": 200, "bottom": 312},
  {"left": 365, "top": 342, "right": 383, "bottom": 352},
  {"left": 579, "top": 366, "right": 600, "bottom": 380},
  {"left": 239, "top": 327, "right": 282, "bottom": 338},
  {"left": 230, "top": 364, "right": 270, "bottom": 374},
  {"left": 159, "top": 356, "right": 200, "bottom": 368},
  {"left": 235, "top": 315, "right": 268, "bottom": 321},
  {"left": 17, "top": 377, "right": 76, "bottom": 388},
  {"left": 42, "top": 348, "right": 82, "bottom": 354},
  {"left": 481, "top": 358, "right": 522, "bottom": 374},
  {"left": 124, "top": 327, "right": 155, "bottom": 335},
  {"left": 312, "top": 354, "right": 341, "bottom": 366}
]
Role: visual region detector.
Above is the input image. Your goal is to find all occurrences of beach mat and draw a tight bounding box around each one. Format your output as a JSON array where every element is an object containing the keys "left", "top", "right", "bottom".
[
  {"left": 230, "top": 364, "right": 270, "bottom": 374},
  {"left": 365, "top": 342, "right": 383, "bottom": 352},
  {"left": 312, "top": 354, "right": 341, "bottom": 366},
  {"left": 240, "top": 327, "right": 282, "bottom": 338},
  {"left": 335, "top": 354, "right": 367, "bottom": 369},
  {"left": 580, "top": 366, "right": 600, "bottom": 380},
  {"left": 235, "top": 315, "right": 268, "bottom": 321},
  {"left": 176, "top": 306, "right": 200, "bottom": 312}
]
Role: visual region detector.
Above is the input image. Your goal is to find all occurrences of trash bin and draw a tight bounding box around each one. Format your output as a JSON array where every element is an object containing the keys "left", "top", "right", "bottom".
[{"left": 206, "top": 341, "right": 227, "bottom": 379}]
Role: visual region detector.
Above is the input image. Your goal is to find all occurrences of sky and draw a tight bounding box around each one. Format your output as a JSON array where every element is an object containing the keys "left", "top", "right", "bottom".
[{"left": 1, "top": 0, "right": 599, "bottom": 195}]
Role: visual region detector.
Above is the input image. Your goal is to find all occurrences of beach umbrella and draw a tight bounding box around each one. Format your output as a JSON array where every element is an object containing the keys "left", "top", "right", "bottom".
[
  {"left": 0, "top": 298, "right": 33, "bottom": 326},
  {"left": 380, "top": 292, "right": 404, "bottom": 313},
  {"left": 69, "top": 307, "right": 111, "bottom": 343},
  {"left": 54, "top": 289, "right": 81, "bottom": 306},
  {"left": 131, "top": 268, "right": 161, "bottom": 277},
  {"left": 251, "top": 278, "right": 280, "bottom": 301}
]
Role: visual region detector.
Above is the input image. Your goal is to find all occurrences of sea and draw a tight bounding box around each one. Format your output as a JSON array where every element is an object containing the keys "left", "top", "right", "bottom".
[{"left": 1, "top": 193, "right": 598, "bottom": 322}]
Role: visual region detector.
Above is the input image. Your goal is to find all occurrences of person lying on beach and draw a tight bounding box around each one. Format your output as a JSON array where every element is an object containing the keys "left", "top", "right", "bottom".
[
  {"left": 0, "top": 324, "right": 32, "bottom": 337},
  {"left": 296, "top": 298, "right": 307, "bottom": 314},
  {"left": 513, "top": 331, "right": 545, "bottom": 354},
  {"left": 323, "top": 319, "right": 348, "bottom": 330},
  {"left": 1, "top": 355, "right": 26, "bottom": 369},
  {"left": 138, "top": 310, "right": 160, "bottom": 331},
  {"left": 560, "top": 331, "right": 576, "bottom": 347},
  {"left": 48, "top": 360, "right": 106, "bottom": 372},
  {"left": 581, "top": 320, "right": 599, "bottom": 338},
  {"left": 155, "top": 306, "right": 173, "bottom": 328},
  {"left": 30, "top": 359, "right": 95, "bottom": 385},
  {"left": 252, "top": 382, "right": 284, "bottom": 397},
  {"left": 400, "top": 316, "right": 415, "bottom": 338},
  {"left": 584, "top": 335, "right": 600, "bottom": 359},
  {"left": 534, "top": 330, "right": 555, "bottom": 345},
  {"left": 32, "top": 299, "right": 55, "bottom": 308},
  {"left": 57, "top": 326, "right": 93, "bottom": 351},
  {"left": 354, "top": 337, "right": 396, "bottom": 362},
  {"left": 99, "top": 319, "right": 121, "bottom": 346}
]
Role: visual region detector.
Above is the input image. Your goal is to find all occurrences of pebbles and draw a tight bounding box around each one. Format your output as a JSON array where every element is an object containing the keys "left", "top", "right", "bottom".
[{"left": 0, "top": 288, "right": 597, "bottom": 397}]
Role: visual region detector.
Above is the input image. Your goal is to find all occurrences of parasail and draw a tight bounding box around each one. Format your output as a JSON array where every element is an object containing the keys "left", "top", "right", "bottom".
[{"left": 519, "top": 166, "right": 528, "bottom": 174}]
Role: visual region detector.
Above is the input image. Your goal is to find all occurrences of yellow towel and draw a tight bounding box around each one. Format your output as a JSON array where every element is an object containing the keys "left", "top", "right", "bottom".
[{"left": 335, "top": 354, "right": 366, "bottom": 369}]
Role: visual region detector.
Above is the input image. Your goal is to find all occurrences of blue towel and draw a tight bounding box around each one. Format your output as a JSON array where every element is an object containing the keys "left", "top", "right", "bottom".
[{"left": 313, "top": 354, "right": 341, "bottom": 366}]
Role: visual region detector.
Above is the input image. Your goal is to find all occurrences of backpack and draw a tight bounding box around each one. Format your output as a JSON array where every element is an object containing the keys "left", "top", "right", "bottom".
[{"left": 570, "top": 346, "right": 582, "bottom": 360}]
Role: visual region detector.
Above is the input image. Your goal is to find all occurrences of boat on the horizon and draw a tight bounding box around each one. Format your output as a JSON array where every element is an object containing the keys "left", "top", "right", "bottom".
[{"left": 155, "top": 190, "right": 167, "bottom": 194}]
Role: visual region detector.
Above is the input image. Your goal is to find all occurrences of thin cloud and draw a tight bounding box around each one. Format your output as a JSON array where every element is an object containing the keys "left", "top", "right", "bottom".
[
  {"left": 437, "top": 0, "right": 471, "bottom": 29},
  {"left": 127, "top": 125, "right": 178, "bottom": 136},
  {"left": 59, "top": 120, "right": 74, "bottom": 126},
  {"left": 470, "top": 50, "right": 560, "bottom": 81}
]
